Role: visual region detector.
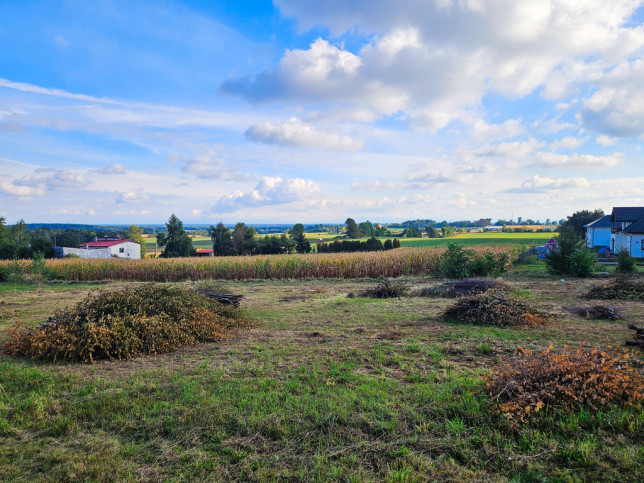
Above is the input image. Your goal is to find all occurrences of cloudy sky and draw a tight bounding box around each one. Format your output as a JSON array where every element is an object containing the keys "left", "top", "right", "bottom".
[{"left": 2, "top": 0, "right": 644, "bottom": 224}]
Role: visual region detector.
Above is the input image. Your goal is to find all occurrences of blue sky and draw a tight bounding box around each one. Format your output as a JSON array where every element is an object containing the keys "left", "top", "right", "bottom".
[{"left": 1, "top": 0, "right": 644, "bottom": 224}]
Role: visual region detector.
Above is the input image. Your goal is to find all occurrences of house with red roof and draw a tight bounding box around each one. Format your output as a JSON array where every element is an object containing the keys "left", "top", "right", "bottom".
[
  {"left": 77, "top": 237, "right": 141, "bottom": 259},
  {"left": 55, "top": 236, "right": 141, "bottom": 259}
]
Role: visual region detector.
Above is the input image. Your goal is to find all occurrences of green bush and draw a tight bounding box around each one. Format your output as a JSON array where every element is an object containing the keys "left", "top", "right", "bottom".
[
  {"left": 568, "top": 249, "right": 596, "bottom": 277},
  {"left": 616, "top": 250, "right": 636, "bottom": 274},
  {"left": 439, "top": 244, "right": 508, "bottom": 279},
  {"left": 545, "top": 226, "right": 595, "bottom": 277}
]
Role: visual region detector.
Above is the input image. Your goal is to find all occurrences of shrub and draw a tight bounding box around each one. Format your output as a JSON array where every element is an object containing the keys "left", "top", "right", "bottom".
[
  {"left": 544, "top": 226, "right": 595, "bottom": 277},
  {"left": 2, "top": 284, "right": 250, "bottom": 363},
  {"left": 616, "top": 250, "right": 636, "bottom": 274},
  {"left": 439, "top": 244, "right": 509, "bottom": 279},
  {"left": 584, "top": 279, "right": 644, "bottom": 301},
  {"left": 485, "top": 345, "right": 644, "bottom": 425},
  {"left": 442, "top": 291, "right": 552, "bottom": 327}
]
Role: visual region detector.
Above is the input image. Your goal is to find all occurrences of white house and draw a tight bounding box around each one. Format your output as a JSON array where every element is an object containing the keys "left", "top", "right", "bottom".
[
  {"left": 601, "top": 207, "right": 644, "bottom": 258},
  {"left": 584, "top": 215, "right": 612, "bottom": 248},
  {"left": 76, "top": 237, "right": 141, "bottom": 259}
]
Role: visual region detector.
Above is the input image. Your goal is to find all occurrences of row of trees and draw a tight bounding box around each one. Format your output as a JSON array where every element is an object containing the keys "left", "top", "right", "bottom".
[
  {"left": 317, "top": 237, "right": 400, "bottom": 253},
  {"left": 209, "top": 222, "right": 311, "bottom": 256}
]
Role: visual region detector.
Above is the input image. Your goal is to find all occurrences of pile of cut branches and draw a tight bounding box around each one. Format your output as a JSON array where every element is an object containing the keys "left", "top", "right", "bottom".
[
  {"left": 2, "top": 284, "right": 251, "bottom": 363},
  {"left": 442, "top": 290, "right": 552, "bottom": 327},
  {"left": 584, "top": 278, "right": 644, "bottom": 301},
  {"left": 485, "top": 345, "right": 643, "bottom": 425}
]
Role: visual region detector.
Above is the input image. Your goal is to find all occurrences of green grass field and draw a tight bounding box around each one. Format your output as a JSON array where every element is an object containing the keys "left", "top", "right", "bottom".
[
  {"left": 145, "top": 232, "right": 554, "bottom": 255},
  {"left": 1, "top": 273, "right": 642, "bottom": 481}
]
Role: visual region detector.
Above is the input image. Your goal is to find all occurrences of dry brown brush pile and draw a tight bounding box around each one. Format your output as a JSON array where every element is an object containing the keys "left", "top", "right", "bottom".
[
  {"left": 584, "top": 278, "right": 644, "bottom": 301},
  {"left": 359, "top": 278, "right": 409, "bottom": 298},
  {"left": 2, "top": 284, "right": 251, "bottom": 363},
  {"left": 485, "top": 345, "right": 644, "bottom": 425},
  {"left": 442, "top": 290, "right": 552, "bottom": 327},
  {"left": 570, "top": 304, "right": 620, "bottom": 320}
]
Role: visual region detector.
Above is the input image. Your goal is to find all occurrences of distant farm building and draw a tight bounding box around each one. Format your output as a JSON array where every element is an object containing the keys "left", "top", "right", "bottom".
[
  {"left": 196, "top": 249, "right": 214, "bottom": 257},
  {"left": 54, "top": 237, "right": 141, "bottom": 259}
]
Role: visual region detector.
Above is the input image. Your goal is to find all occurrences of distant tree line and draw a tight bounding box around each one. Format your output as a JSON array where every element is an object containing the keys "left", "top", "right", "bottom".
[{"left": 317, "top": 237, "right": 399, "bottom": 253}]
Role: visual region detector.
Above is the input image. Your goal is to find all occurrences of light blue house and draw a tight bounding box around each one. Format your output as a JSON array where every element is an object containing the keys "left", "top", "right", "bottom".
[{"left": 584, "top": 215, "right": 612, "bottom": 249}]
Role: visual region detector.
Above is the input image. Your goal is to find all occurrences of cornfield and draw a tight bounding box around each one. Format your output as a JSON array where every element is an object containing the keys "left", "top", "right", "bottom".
[{"left": 0, "top": 247, "right": 515, "bottom": 282}]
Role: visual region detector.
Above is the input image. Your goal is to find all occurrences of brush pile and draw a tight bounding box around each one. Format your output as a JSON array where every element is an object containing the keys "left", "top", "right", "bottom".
[
  {"left": 359, "top": 278, "right": 409, "bottom": 298},
  {"left": 442, "top": 290, "right": 552, "bottom": 327},
  {"left": 2, "top": 284, "right": 250, "bottom": 363},
  {"left": 571, "top": 305, "right": 620, "bottom": 320},
  {"left": 485, "top": 345, "right": 644, "bottom": 425},
  {"left": 584, "top": 278, "right": 644, "bottom": 301}
]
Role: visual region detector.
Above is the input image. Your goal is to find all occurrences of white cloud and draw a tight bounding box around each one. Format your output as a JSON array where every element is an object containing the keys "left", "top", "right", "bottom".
[
  {"left": 245, "top": 117, "right": 363, "bottom": 151},
  {"left": 475, "top": 139, "right": 541, "bottom": 158},
  {"left": 507, "top": 175, "right": 589, "bottom": 193},
  {"left": 212, "top": 177, "right": 321, "bottom": 213},
  {"left": 116, "top": 190, "right": 150, "bottom": 204},
  {"left": 404, "top": 170, "right": 453, "bottom": 189},
  {"left": 226, "top": 1, "right": 644, "bottom": 132},
  {"left": 596, "top": 135, "right": 618, "bottom": 146},
  {"left": 351, "top": 180, "right": 395, "bottom": 191},
  {"left": 99, "top": 163, "right": 127, "bottom": 175},
  {"left": 0, "top": 179, "right": 45, "bottom": 197},
  {"left": 181, "top": 151, "right": 253, "bottom": 181},
  {"left": 15, "top": 167, "right": 89, "bottom": 191},
  {"left": 470, "top": 118, "right": 524, "bottom": 141},
  {"left": 531, "top": 152, "right": 623, "bottom": 168},
  {"left": 550, "top": 136, "right": 584, "bottom": 151}
]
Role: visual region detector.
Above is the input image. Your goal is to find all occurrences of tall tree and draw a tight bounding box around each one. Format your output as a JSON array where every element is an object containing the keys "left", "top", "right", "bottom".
[
  {"left": 559, "top": 209, "right": 605, "bottom": 239},
  {"left": 289, "top": 223, "right": 305, "bottom": 237},
  {"left": 426, "top": 226, "right": 441, "bottom": 238},
  {"left": 210, "top": 222, "right": 232, "bottom": 256},
  {"left": 127, "top": 224, "right": 146, "bottom": 258},
  {"left": 293, "top": 231, "right": 311, "bottom": 254},
  {"left": 358, "top": 221, "right": 373, "bottom": 237},
  {"left": 345, "top": 218, "right": 362, "bottom": 239},
  {"left": 441, "top": 226, "right": 455, "bottom": 238},
  {"left": 162, "top": 214, "right": 194, "bottom": 257}
]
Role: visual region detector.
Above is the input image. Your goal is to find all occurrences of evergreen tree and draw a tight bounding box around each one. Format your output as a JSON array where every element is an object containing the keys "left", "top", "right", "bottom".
[
  {"left": 559, "top": 209, "right": 605, "bottom": 239},
  {"left": 293, "top": 231, "right": 311, "bottom": 253},
  {"left": 162, "top": 214, "right": 195, "bottom": 257}
]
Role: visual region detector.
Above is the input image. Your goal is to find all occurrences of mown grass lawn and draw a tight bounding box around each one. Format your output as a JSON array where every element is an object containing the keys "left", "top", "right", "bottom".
[{"left": 1, "top": 274, "right": 642, "bottom": 481}]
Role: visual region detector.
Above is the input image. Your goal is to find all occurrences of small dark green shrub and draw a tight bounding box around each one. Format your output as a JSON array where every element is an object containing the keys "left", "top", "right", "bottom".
[
  {"left": 616, "top": 250, "right": 636, "bottom": 274},
  {"left": 544, "top": 226, "right": 595, "bottom": 277},
  {"left": 2, "top": 284, "right": 250, "bottom": 363}
]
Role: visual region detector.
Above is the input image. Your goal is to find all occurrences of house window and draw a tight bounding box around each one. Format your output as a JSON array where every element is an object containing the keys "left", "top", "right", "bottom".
[{"left": 119, "top": 247, "right": 125, "bottom": 253}]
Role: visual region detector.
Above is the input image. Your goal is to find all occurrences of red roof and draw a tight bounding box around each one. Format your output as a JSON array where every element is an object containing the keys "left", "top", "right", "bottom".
[
  {"left": 78, "top": 239, "right": 138, "bottom": 248},
  {"left": 196, "top": 249, "right": 214, "bottom": 254}
]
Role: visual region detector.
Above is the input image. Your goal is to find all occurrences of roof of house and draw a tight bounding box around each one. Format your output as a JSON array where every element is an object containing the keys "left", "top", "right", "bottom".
[
  {"left": 78, "top": 239, "right": 139, "bottom": 248},
  {"left": 584, "top": 214, "right": 613, "bottom": 228},
  {"left": 624, "top": 216, "right": 644, "bottom": 234},
  {"left": 611, "top": 207, "right": 644, "bottom": 222},
  {"left": 196, "top": 249, "right": 214, "bottom": 254}
]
